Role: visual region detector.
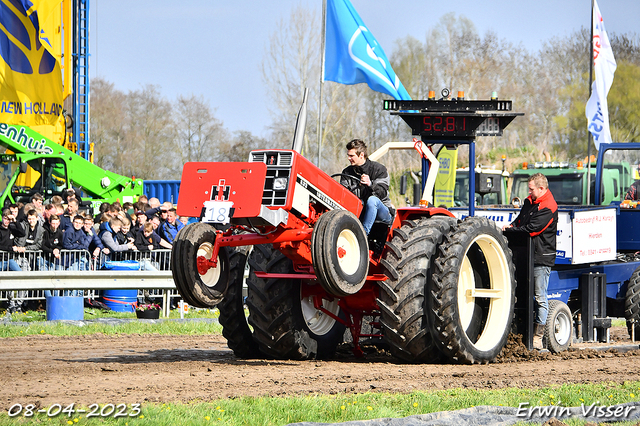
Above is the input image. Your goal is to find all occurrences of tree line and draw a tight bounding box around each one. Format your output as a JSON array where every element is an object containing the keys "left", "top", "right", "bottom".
[{"left": 90, "top": 7, "right": 640, "bottom": 180}]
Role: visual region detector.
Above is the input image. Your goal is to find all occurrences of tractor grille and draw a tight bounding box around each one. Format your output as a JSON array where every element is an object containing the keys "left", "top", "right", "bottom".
[{"left": 249, "top": 151, "right": 293, "bottom": 206}]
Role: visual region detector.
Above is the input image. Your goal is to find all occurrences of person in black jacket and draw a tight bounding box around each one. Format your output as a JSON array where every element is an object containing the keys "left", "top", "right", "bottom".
[
  {"left": 41, "top": 215, "right": 63, "bottom": 271},
  {"left": 0, "top": 209, "right": 24, "bottom": 271},
  {"left": 0, "top": 209, "right": 25, "bottom": 312},
  {"left": 340, "top": 139, "right": 394, "bottom": 235},
  {"left": 503, "top": 173, "right": 558, "bottom": 350},
  {"left": 16, "top": 209, "right": 43, "bottom": 271}
]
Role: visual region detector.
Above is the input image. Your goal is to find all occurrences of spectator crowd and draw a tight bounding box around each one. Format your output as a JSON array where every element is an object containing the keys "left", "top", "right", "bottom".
[{"left": 1, "top": 190, "right": 189, "bottom": 312}]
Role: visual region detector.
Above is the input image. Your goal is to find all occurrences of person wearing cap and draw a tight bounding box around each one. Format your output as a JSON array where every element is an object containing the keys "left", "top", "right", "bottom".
[{"left": 133, "top": 210, "right": 147, "bottom": 234}]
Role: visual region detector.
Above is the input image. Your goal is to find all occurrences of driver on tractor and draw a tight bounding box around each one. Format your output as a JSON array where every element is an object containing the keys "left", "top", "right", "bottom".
[{"left": 340, "top": 139, "right": 394, "bottom": 235}]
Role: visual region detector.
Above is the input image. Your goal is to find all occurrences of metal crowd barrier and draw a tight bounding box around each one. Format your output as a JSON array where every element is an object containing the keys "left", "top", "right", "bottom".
[{"left": 0, "top": 249, "right": 178, "bottom": 317}]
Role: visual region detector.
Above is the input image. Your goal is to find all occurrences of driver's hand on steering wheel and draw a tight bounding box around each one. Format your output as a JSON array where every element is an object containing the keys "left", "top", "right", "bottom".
[{"left": 360, "top": 174, "right": 371, "bottom": 187}]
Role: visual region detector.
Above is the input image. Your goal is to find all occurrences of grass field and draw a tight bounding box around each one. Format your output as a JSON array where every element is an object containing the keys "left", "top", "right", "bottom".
[
  {"left": 1, "top": 309, "right": 638, "bottom": 426},
  {"left": 0, "top": 308, "right": 223, "bottom": 337},
  {"left": 1, "top": 382, "right": 639, "bottom": 425}
]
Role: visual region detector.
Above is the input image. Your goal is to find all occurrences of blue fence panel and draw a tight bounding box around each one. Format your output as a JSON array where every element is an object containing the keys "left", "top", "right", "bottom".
[{"left": 144, "top": 180, "right": 181, "bottom": 204}]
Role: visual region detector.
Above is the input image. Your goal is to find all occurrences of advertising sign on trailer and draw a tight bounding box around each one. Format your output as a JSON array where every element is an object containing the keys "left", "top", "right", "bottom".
[{"left": 571, "top": 207, "right": 617, "bottom": 264}]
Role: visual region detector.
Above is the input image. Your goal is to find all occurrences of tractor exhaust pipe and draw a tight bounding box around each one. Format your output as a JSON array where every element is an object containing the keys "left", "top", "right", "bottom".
[{"left": 291, "top": 87, "right": 309, "bottom": 154}]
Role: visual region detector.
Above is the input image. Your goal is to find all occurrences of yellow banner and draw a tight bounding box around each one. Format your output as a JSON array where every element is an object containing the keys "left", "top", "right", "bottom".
[
  {"left": 433, "top": 147, "right": 458, "bottom": 207},
  {"left": 0, "top": 0, "right": 63, "bottom": 128}
]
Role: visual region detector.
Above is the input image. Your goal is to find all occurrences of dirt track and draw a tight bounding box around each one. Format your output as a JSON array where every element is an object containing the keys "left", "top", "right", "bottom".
[{"left": 1, "top": 327, "right": 640, "bottom": 411}]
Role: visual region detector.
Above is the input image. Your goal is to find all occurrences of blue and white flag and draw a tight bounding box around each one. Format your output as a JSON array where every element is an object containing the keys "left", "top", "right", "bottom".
[
  {"left": 585, "top": 0, "right": 616, "bottom": 151},
  {"left": 324, "top": 0, "right": 411, "bottom": 100}
]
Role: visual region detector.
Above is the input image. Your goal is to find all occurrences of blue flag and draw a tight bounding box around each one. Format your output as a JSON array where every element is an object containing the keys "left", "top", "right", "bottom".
[{"left": 324, "top": 0, "right": 411, "bottom": 100}]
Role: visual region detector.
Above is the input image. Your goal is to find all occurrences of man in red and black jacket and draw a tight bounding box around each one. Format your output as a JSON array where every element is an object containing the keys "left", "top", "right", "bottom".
[{"left": 503, "top": 173, "right": 558, "bottom": 350}]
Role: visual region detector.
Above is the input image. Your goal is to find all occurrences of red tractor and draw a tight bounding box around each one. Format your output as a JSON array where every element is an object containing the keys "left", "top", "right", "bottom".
[{"left": 172, "top": 95, "right": 521, "bottom": 364}]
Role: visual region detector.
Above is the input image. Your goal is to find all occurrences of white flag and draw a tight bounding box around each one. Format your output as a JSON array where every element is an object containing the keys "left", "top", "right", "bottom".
[{"left": 585, "top": 0, "right": 617, "bottom": 151}]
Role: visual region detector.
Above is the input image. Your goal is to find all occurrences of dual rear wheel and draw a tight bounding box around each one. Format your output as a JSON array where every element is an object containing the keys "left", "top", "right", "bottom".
[
  {"left": 428, "top": 217, "right": 516, "bottom": 364},
  {"left": 379, "top": 216, "right": 516, "bottom": 364}
]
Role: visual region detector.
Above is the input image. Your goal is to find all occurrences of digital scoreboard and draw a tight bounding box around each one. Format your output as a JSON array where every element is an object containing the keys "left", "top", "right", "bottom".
[{"left": 383, "top": 96, "right": 522, "bottom": 140}]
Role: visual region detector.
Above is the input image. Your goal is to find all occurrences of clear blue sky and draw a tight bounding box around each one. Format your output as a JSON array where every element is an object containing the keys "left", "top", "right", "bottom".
[{"left": 89, "top": 0, "right": 639, "bottom": 138}]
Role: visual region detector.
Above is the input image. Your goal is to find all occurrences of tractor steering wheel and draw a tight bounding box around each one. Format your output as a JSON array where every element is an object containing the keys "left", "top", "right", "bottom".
[{"left": 331, "top": 173, "right": 361, "bottom": 189}]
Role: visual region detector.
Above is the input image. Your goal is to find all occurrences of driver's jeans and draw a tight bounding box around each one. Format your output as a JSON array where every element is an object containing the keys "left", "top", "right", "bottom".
[{"left": 361, "top": 196, "right": 392, "bottom": 235}]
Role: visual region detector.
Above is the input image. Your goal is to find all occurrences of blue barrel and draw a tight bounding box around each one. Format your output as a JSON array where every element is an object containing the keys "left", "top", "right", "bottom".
[
  {"left": 46, "top": 296, "right": 84, "bottom": 321},
  {"left": 102, "top": 289, "right": 137, "bottom": 312}
]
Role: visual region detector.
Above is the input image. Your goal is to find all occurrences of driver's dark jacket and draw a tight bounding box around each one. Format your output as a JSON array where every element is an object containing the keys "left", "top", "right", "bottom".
[{"left": 340, "top": 159, "right": 393, "bottom": 212}]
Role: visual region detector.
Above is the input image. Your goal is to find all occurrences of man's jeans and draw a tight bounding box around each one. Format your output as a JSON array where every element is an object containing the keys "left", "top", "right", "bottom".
[
  {"left": 361, "top": 196, "right": 392, "bottom": 235},
  {"left": 0, "top": 259, "right": 21, "bottom": 271},
  {"left": 533, "top": 265, "right": 551, "bottom": 325}
]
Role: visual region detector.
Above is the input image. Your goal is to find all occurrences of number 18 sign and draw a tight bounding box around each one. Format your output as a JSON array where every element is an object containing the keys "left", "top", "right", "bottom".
[{"left": 203, "top": 200, "right": 234, "bottom": 224}]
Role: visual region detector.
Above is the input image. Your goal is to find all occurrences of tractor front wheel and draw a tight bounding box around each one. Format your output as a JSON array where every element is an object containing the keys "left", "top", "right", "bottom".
[
  {"left": 171, "top": 223, "right": 230, "bottom": 308},
  {"left": 312, "top": 210, "right": 369, "bottom": 297}
]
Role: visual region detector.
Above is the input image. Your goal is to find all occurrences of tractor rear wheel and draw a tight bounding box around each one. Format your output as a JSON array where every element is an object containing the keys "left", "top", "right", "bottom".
[
  {"left": 545, "top": 300, "right": 572, "bottom": 353},
  {"left": 246, "top": 244, "right": 345, "bottom": 359},
  {"left": 216, "top": 246, "right": 262, "bottom": 359},
  {"left": 624, "top": 266, "right": 640, "bottom": 339},
  {"left": 378, "top": 216, "right": 456, "bottom": 362},
  {"left": 171, "top": 222, "right": 230, "bottom": 308},
  {"left": 428, "top": 216, "right": 515, "bottom": 364}
]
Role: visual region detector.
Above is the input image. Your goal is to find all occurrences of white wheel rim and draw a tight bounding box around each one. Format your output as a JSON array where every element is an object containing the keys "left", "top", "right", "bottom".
[
  {"left": 300, "top": 293, "right": 339, "bottom": 336},
  {"left": 197, "top": 242, "right": 221, "bottom": 287},
  {"left": 457, "top": 233, "right": 512, "bottom": 352},
  {"left": 554, "top": 310, "right": 572, "bottom": 346},
  {"left": 458, "top": 255, "right": 476, "bottom": 330},
  {"left": 336, "top": 228, "right": 360, "bottom": 276}
]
